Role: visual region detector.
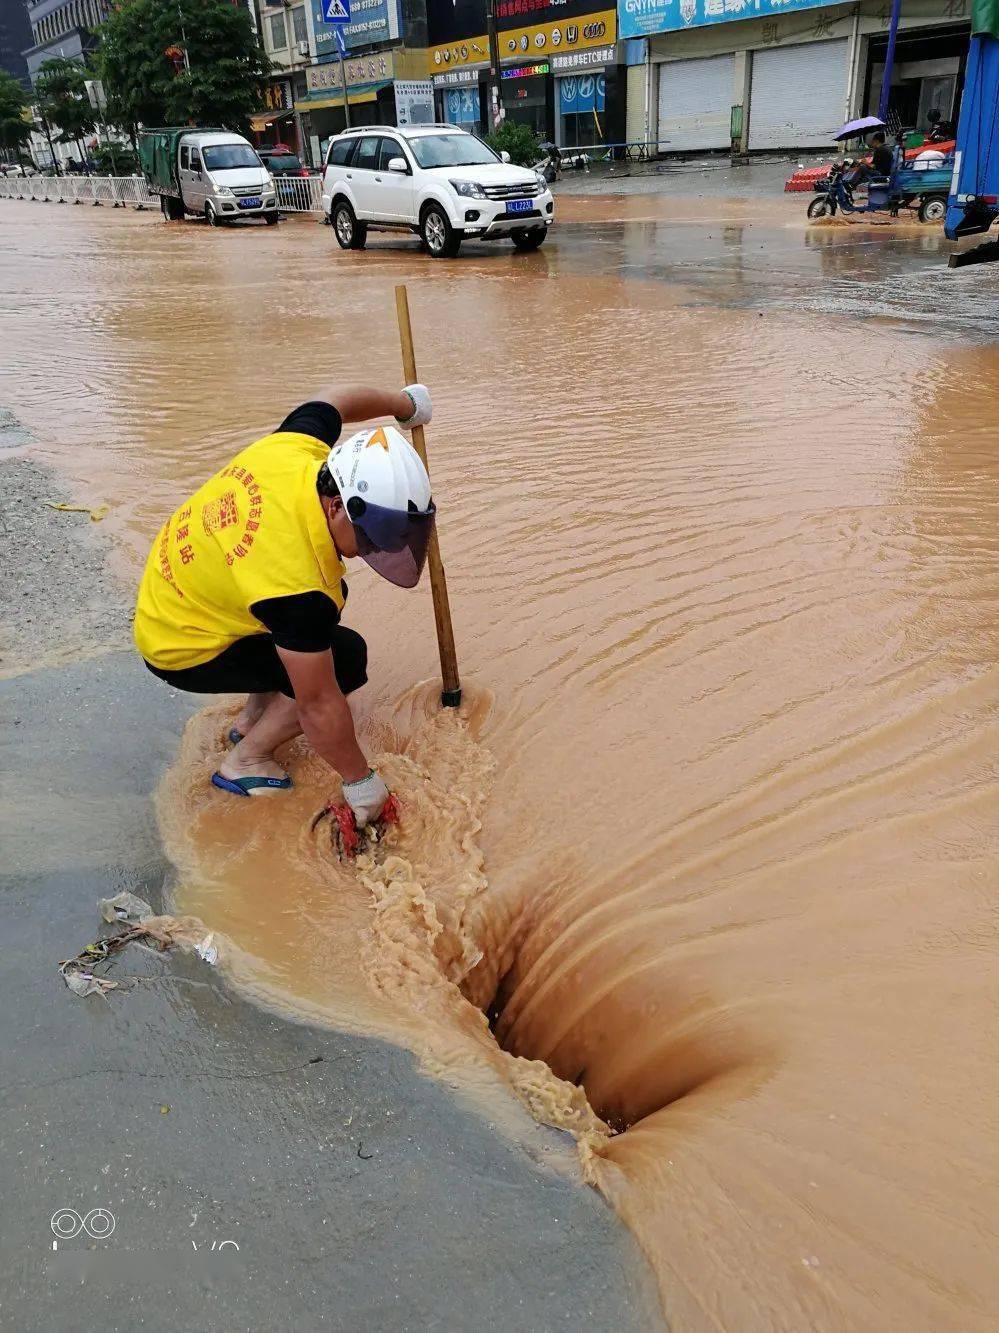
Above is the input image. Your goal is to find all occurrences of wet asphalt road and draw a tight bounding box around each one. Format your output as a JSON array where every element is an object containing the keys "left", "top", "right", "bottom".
[{"left": 0, "top": 650, "right": 662, "bottom": 1332}]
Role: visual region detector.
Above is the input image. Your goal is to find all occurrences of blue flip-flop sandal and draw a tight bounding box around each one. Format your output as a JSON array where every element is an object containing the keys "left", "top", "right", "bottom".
[{"left": 211, "top": 772, "right": 293, "bottom": 797}]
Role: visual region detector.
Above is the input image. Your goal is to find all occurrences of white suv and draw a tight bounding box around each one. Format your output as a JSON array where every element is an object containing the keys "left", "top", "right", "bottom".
[{"left": 321, "top": 125, "right": 554, "bottom": 258}]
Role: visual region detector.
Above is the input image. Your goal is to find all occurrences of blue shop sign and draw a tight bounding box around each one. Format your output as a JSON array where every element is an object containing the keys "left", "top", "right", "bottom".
[
  {"left": 619, "top": 0, "right": 834, "bottom": 38},
  {"left": 559, "top": 73, "right": 606, "bottom": 115},
  {"left": 312, "top": 0, "right": 400, "bottom": 57}
]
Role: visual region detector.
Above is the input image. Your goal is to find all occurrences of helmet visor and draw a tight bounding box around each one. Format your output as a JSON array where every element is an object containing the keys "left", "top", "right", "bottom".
[{"left": 351, "top": 499, "right": 436, "bottom": 588}]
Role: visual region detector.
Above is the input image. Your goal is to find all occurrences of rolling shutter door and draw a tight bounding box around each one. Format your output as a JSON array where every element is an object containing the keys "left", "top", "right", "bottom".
[
  {"left": 657, "top": 55, "right": 735, "bottom": 152},
  {"left": 748, "top": 40, "right": 849, "bottom": 150}
]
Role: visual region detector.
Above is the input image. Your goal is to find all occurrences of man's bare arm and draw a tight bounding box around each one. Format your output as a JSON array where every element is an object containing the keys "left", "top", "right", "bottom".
[
  {"left": 313, "top": 385, "right": 414, "bottom": 426},
  {"left": 276, "top": 646, "right": 369, "bottom": 783}
]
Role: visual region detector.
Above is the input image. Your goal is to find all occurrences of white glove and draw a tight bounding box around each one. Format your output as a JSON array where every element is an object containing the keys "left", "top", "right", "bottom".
[
  {"left": 397, "top": 383, "right": 432, "bottom": 429},
  {"left": 342, "top": 769, "right": 389, "bottom": 827}
]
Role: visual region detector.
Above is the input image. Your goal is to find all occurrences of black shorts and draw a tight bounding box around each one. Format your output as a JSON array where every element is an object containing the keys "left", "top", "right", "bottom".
[{"left": 144, "top": 626, "right": 368, "bottom": 699}]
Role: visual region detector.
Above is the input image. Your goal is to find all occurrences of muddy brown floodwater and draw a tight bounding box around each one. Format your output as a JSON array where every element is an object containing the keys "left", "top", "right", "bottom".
[{"left": 2, "top": 191, "right": 999, "bottom": 1330}]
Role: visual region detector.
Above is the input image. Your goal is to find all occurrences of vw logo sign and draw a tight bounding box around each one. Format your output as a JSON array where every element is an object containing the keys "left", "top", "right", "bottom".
[{"left": 534, "top": 31, "right": 546, "bottom": 46}]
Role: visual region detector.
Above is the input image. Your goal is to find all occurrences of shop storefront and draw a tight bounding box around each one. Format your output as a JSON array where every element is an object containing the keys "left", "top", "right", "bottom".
[
  {"left": 296, "top": 51, "right": 397, "bottom": 155},
  {"left": 428, "top": 0, "right": 622, "bottom": 144},
  {"left": 251, "top": 79, "right": 298, "bottom": 152},
  {"left": 434, "top": 66, "right": 486, "bottom": 133},
  {"left": 501, "top": 60, "right": 550, "bottom": 134},
  {"left": 620, "top": 0, "right": 971, "bottom": 154},
  {"left": 552, "top": 44, "right": 617, "bottom": 146},
  {"left": 863, "top": 22, "right": 969, "bottom": 132}
]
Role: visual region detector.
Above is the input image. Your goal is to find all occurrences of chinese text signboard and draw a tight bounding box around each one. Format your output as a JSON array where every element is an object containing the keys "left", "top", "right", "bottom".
[
  {"left": 311, "top": 0, "right": 400, "bottom": 58},
  {"left": 306, "top": 50, "right": 395, "bottom": 93},
  {"left": 262, "top": 80, "right": 293, "bottom": 112},
  {"left": 394, "top": 79, "right": 435, "bottom": 124},
  {"left": 619, "top": 0, "right": 835, "bottom": 38},
  {"left": 431, "top": 9, "right": 616, "bottom": 70}
]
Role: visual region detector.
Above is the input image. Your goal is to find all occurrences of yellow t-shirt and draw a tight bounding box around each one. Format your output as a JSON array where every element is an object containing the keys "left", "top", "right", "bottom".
[{"left": 134, "top": 431, "right": 346, "bottom": 670}]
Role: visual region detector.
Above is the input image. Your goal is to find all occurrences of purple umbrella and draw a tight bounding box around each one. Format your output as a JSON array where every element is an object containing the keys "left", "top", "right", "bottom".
[{"left": 833, "top": 116, "right": 887, "bottom": 142}]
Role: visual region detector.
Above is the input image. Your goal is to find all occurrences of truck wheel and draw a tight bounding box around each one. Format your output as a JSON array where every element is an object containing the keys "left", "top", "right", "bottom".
[
  {"left": 918, "top": 196, "right": 946, "bottom": 224},
  {"left": 332, "top": 200, "right": 366, "bottom": 249},
  {"left": 421, "top": 204, "right": 461, "bottom": 258},
  {"left": 161, "top": 194, "right": 184, "bottom": 222},
  {"left": 264, "top": 212, "right": 279, "bottom": 226},
  {"left": 205, "top": 202, "right": 222, "bottom": 227},
  {"left": 807, "top": 196, "right": 831, "bottom": 219},
  {"left": 512, "top": 228, "right": 546, "bottom": 251}
]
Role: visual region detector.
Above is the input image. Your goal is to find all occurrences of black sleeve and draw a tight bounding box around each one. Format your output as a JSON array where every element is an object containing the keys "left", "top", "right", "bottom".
[
  {"left": 275, "top": 401, "right": 343, "bottom": 448},
  {"left": 251, "top": 592, "right": 341, "bottom": 653}
]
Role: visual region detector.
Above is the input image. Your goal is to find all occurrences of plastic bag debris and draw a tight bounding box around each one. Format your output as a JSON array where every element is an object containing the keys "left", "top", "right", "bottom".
[
  {"left": 63, "top": 969, "right": 119, "bottom": 998},
  {"left": 196, "top": 933, "right": 218, "bottom": 966},
  {"left": 59, "top": 901, "right": 220, "bottom": 999},
  {"left": 98, "top": 891, "right": 154, "bottom": 924}
]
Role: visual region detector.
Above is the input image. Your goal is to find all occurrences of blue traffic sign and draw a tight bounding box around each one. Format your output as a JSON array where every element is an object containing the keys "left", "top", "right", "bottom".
[{"left": 320, "top": 0, "right": 350, "bottom": 22}]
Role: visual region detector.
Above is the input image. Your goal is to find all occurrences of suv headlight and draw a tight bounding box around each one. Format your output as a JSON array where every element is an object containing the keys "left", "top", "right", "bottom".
[{"left": 450, "top": 179, "right": 485, "bottom": 199}]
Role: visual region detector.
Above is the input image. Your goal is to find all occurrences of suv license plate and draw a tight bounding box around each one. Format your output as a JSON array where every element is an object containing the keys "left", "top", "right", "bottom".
[
  {"left": 507, "top": 199, "right": 532, "bottom": 214},
  {"left": 239, "top": 197, "right": 262, "bottom": 209}
]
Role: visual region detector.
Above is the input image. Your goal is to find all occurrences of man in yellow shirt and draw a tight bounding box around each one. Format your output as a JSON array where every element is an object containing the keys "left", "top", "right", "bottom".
[{"left": 134, "top": 382, "right": 435, "bottom": 824}]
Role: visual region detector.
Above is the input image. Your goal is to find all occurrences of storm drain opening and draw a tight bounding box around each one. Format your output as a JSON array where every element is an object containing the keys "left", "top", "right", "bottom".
[{"left": 467, "top": 937, "right": 764, "bottom": 1138}]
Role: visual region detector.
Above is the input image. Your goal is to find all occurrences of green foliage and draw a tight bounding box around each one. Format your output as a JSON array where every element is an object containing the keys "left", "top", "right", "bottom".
[
  {"left": 485, "top": 120, "right": 542, "bottom": 168},
  {"left": 90, "top": 141, "right": 138, "bottom": 175},
  {"left": 0, "top": 70, "right": 31, "bottom": 154},
  {"left": 99, "top": 0, "right": 269, "bottom": 134},
  {"left": 35, "top": 57, "right": 96, "bottom": 144}
]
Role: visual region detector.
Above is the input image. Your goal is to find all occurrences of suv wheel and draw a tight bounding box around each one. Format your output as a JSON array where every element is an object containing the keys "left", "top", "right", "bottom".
[
  {"left": 512, "top": 227, "right": 546, "bottom": 252},
  {"left": 421, "top": 204, "right": 461, "bottom": 258},
  {"left": 332, "top": 200, "right": 366, "bottom": 250}
]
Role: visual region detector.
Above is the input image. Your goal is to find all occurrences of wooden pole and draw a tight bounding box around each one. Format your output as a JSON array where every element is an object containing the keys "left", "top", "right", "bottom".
[{"left": 394, "top": 284, "right": 462, "bottom": 708}]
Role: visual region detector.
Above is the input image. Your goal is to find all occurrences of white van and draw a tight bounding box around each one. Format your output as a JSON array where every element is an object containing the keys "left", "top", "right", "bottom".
[{"left": 141, "top": 129, "right": 278, "bottom": 226}]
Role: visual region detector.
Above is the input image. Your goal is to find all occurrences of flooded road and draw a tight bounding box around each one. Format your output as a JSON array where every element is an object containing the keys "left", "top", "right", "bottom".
[{"left": 3, "top": 187, "right": 999, "bottom": 1329}]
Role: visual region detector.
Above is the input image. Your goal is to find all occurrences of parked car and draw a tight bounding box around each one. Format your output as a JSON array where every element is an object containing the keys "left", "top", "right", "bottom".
[
  {"left": 138, "top": 129, "right": 278, "bottom": 225},
  {"left": 320, "top": 124, "right": 554, "bottom": 258},
  {"left": 257, "top": 146, "right": 311, "bottom": 178}
]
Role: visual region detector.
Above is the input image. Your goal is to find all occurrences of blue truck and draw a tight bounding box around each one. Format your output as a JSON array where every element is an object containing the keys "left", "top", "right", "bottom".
[{"left": 945, "top": 0, "right": 999, "bottom": 266}]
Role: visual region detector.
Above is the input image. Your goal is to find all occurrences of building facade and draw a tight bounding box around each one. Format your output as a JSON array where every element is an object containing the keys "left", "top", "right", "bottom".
[
  {"left": 23, "top": 0, "right": 107, "bottom": 85},
  {"left": 620, "top": 0, "right": 972, "bottom": 153},
  {"left": 252, "top": 0, "right": 314, "bottom": 153}
]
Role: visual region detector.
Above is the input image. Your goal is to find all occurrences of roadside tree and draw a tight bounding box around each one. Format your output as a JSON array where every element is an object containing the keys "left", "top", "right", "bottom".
[
  {"left": 35, "top": 57, "right": 97, "bottom": 163},
  {"left": 0, "top": 70, "right": 32, "bottom": 163},
  {"left": 99, "top": 0, "right": 269, "bottom": 134}
]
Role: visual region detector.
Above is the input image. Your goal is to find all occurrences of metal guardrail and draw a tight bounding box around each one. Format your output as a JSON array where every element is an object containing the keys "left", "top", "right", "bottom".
[
  {"left": 0, "top": 173, "right": 326, "bottom": 213},
  {"left": 274, "top": 175, "right": 324, "bottom": 212},
  {"left": 0, "top": 173, "right": 159, "bottom": 207}
]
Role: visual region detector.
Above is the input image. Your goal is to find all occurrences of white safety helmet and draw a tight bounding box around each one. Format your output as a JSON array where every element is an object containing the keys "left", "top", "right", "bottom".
[{"left": 327, "top": 425, "right": 436, "bottom": 588}]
